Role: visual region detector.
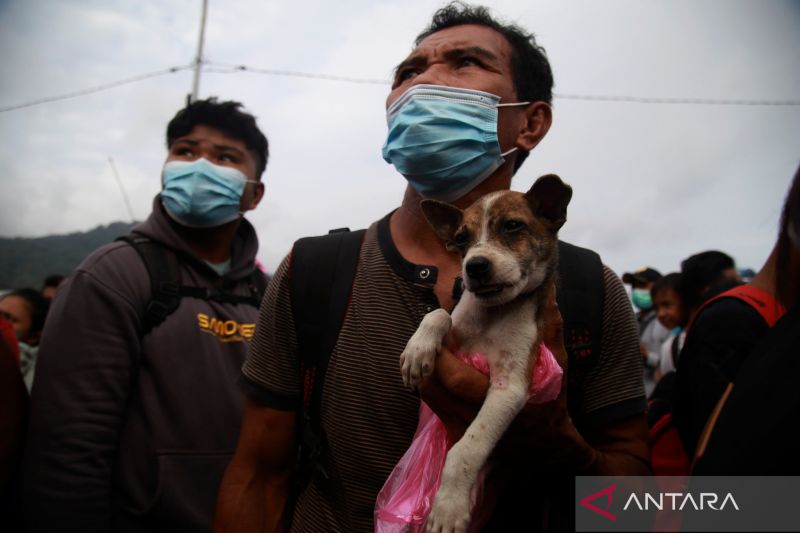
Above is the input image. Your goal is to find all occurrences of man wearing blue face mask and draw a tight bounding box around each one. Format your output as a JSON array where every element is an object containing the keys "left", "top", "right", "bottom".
[
  {"left": 217, "top": 3, "right": 649, "bottom": 532},
  {"left": 23, "top": 98, "right": 270, "bottom": 533}
]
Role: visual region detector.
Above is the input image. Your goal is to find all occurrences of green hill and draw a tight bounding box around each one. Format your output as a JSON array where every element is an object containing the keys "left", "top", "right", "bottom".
[{"left": 0, "top": 222, "right": 138, "bottom": 290}]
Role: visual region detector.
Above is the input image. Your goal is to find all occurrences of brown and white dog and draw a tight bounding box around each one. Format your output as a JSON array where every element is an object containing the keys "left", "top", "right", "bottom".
[{"left": 400, "top": 174, "right": 572, "bottom": 533}]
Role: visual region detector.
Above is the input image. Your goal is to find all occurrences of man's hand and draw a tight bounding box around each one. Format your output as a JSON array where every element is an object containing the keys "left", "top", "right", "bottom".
[
  {"left": 492, "top": 283, "right": 596, "bottom": 470},
  {"left": 419, "top": 280, "right": 650, "bottom": 476},
  {"left": 417, "top": 345, "right": 487, "bottom": 443}
]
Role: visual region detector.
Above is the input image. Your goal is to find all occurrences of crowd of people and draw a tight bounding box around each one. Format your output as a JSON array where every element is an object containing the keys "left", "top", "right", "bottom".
[{"left": 1, "top": 2, "right": 798, "bottom": 532}]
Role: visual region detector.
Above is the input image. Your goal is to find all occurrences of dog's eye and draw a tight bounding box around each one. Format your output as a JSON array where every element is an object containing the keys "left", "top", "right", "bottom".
[
  {"left": 502, "top": 220, "right": 525, "bottom": 234},
  {"left": 453, "top": 231, "right": 470, "bottom": 248}
]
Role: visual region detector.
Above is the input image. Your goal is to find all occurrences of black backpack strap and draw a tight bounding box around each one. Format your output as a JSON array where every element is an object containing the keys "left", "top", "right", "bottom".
[
  {"left": 286, "top": 227, "right": 366, "bottom": 508},
  {"left": 117, "top": 234, "right": 183, "bottom": 335},
  {"left": 117, "top": 235, "right": 267, "bottom": 335},
  {"left": 173, "top": 285, "right": 263, "bottom": 306},
  {"left": 555, "top": 240, "right": 604, "bottom": 421}
]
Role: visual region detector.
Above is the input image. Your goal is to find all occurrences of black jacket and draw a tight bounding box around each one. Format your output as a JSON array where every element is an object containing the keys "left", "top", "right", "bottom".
[{"left": 23, "top": 197, "right": 264, "bottom": 533}]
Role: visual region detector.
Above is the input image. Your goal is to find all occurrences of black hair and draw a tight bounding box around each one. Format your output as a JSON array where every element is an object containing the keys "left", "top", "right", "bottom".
[
  {"left": 775, "top": 164, "right": 800, "bottom": 308},
  {"left": 679, "top": 250, "right": 737, "bottom": 313},
  {"left": 166, "top": 97, "right": 269, "bottom": 179},
  {"left": 415, "top": 2, "right": 554, "bottom": 171},
  {"left": 1, "top": 288, "right": 49, "bottom": 337},
  {"left": 651, "top": 272, "right": 682, "bottom": 299},
  {"left": 42, "top": 274, "right": 65, "bottom": 289}
]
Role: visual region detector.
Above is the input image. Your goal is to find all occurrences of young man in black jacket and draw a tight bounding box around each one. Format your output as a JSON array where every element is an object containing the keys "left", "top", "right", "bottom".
[{"left": 23, "top": 97, "right": 269, "bottom": 533}]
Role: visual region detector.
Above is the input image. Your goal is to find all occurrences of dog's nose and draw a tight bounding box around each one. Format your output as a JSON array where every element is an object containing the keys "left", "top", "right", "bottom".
[{"left": 465, "top": 256, "right": 491, "bottom": 281}]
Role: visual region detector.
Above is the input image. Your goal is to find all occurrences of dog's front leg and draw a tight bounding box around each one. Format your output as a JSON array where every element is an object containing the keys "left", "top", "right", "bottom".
[
  {"left": 426, "top": 371, "right": 530, "bottom": 533},
  {"left": 400, "top": 308, "right": 452, "bottom": 389}
]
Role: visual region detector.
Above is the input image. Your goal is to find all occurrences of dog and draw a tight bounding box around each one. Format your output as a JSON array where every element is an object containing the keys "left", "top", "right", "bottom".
[{"left": 399, "top": 174, "right": 572, "bottom": 533}]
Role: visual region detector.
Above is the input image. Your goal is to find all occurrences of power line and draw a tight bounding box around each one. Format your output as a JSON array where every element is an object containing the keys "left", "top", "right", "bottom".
[
  {"left": 207, "top": 62, "right": 389, "bottom": 85},
  {"left": 0, "top": 64, "right": 193, "bottom": 113},
  {"left": 554, "top": 93, "right": 800, "bottom": 106},
  {"left": 204, "top": 62, "right": 800, "bottom": 105},
  {"left": 1, "top": 61, "right": 798, "bottom": 113}
]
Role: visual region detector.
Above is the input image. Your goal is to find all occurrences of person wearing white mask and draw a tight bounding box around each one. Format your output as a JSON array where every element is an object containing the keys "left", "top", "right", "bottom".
[
  {"left": 23, "top": 97, "right": 270, "bottom": 533},
  {"left": 216, "top": 3, "right": 649, "bottom": 532}
]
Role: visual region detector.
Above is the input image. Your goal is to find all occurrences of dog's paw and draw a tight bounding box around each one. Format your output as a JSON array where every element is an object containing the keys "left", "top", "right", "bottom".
[
  {"left": 400, "top": 334, "right": 438, "bottom": 389},
  {"left": 426, "top": 488, "right": 471, "bottom": 533}
]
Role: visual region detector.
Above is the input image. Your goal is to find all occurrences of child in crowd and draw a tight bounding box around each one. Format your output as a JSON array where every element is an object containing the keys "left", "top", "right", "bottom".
[{"left": 650, "top": 273, "right": 687, "bottom": 382}]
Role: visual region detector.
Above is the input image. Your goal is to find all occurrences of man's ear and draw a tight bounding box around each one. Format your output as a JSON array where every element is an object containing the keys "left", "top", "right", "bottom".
[
  {"left": 421, "top": 199, "right": 463, "bottom": 245},
  {"left": 515, "top": 101, "right": 552, "bottom": 152},
  {"left": 245, "top": 181, "right": 265, "bottom": 211},
  {"left": 525, "top": 174, "right": 572, "bottom": 231}
]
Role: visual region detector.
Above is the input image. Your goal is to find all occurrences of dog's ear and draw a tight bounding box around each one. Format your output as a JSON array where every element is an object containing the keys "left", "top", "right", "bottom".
[
  {"left": 525, "top": 174, "right": 573, "bottom": 231},
  {"left": 421, "top": 199, "right": 464, "bottom": 246}
]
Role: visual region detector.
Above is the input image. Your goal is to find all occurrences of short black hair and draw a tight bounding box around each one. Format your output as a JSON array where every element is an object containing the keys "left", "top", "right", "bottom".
[
  {"left": 2, "top": 288, "right": 49, "bottom": 337},
  {"left": 415, "top": 2, "right": 554, "bottom": 171},
  {"left": 651, "top": 272, "right": 682, "bottom": 299},
  {"left": 42, "top": 274, "right": 65, "bottom": 289},
  {"left": 775, "top": 164, "right": 800, "bottom": 307},
  {"left": 166, "top": 97, "right": 269, "bottom": 179},
  {"left": 679, "top": 250, "right": 737, "bottom": 312}
]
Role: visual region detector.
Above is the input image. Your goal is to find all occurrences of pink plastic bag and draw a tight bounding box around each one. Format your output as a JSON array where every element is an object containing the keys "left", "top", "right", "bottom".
[{"left": 374, "top": 343, "right": 563, "bottom": 532}]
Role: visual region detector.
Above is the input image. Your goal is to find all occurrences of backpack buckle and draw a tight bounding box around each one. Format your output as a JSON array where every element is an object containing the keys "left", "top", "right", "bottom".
[
  {"left": 158, "top": 281, "right": 180, "bottom": 297},
  {"left": 205, "top": 287, "right": 224, "bottom": 301},
  {"left": 145, "top": 300, "right": 170, "bottom": 322}
]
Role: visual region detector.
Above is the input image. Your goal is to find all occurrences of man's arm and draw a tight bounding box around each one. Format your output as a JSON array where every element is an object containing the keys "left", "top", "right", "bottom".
[
  {"left": 214, "top": 398, "right": 296, "bottom": 533},
  {"left": 23, "top": 259, "right": 142, "bottom": 532}
]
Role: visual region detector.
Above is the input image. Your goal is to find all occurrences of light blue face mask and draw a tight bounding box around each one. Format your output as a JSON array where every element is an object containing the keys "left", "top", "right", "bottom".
[
  {"left": 161, "top": 158, "right": 255, "bottom": 228},
  {"left": 381, "top": 84, "right": 529, "bottom": 202}
]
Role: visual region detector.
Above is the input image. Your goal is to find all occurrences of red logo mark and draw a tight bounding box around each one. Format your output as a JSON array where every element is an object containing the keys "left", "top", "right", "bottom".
[{"left": 580, "top": 483, "right": 617, "bottom": 521}]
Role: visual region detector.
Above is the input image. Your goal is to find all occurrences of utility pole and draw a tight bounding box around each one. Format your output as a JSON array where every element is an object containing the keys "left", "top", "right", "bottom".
[
  {"left": 108, "top": 157, "right": 136, "bottom": 222},
  {"left": 190, "top": 0, "right": 209, "bottom": 102}
]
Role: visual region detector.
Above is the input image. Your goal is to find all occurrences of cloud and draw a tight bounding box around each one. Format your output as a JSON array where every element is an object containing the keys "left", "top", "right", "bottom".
[{"left": 0, "top": 0, "right": 798, "bottom": 279}]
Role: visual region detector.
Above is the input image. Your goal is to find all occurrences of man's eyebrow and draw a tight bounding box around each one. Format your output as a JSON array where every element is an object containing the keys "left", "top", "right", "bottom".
[
  {"left": 213, "top": 143, "right": 245, "bottom": 155},
  {"left": 393, "top": 54, "right": 426, "bottom": 77},
  {"left": 444, "top": 46, "right": 501, "bottom": 65},
  {"left": 171, "top": 138, "right": 246, "bottom": 156},
  {"left": 393, "top": 45, "right": 502, "bottom": 77}
]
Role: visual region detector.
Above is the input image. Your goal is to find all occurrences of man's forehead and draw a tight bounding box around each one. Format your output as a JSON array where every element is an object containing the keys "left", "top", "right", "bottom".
[
  {"left": 173, "top": 125, "right": 246, "bottom": 151},
  {"left": 410, "top": 24, "right": 512, "bottom": 62}
]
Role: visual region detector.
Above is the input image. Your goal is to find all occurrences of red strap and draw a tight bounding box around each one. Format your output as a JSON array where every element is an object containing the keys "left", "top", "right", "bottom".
[
  {"left": 649, "top": 412, "right": 691, "bottom": 476},
  {"left": 686, "top": 284, "right": 786, "bottom": 332}
]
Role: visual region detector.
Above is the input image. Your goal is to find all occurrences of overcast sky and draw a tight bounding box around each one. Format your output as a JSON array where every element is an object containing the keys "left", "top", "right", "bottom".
[{"left": 1, "top": 0, "right": 798, "bottom": 279}]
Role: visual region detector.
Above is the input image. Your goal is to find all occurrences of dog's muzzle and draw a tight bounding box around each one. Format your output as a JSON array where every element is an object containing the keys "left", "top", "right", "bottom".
[
  {"left": 465, "top": 256, "right": 491, "bottom": 283},
  {"left": 464, "top": 255, "right": 515, "bottom": 298}
]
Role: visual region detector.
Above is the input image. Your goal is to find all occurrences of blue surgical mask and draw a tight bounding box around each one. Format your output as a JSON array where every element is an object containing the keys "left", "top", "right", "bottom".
[
  {"left": 381, "top": 84, "right": 529, "bottom": 202},
  {"left": 161, "top": 158, "right": 255, "bottom": 228},
  {"left": 631, "top": 288, "right": 653, "bottom": 311}
]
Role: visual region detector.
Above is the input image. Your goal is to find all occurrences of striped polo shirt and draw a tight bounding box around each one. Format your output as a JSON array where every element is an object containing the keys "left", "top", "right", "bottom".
[{"left": 242, "top": 212, "right": 644, "bottom": 532}]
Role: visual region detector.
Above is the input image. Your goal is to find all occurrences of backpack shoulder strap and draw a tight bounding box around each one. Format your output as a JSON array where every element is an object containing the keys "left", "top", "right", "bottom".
[
  {"left": 117, "top": 235, "right": 267, "bottom": 335},
  {"left": 288, "top": 227, "right": 366, "bottom": 488},
  {"left": 555, "top": 240, "right": 604, "bottom": 420},
  {"left": 686, "top": 284, "right": 786, "bottom": 332},
  {"left": 290, "top": 228, "right": 366, "bottom": 417},
  {"left": 116, "top": 234, "right": 182, "bottom": 335}
]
